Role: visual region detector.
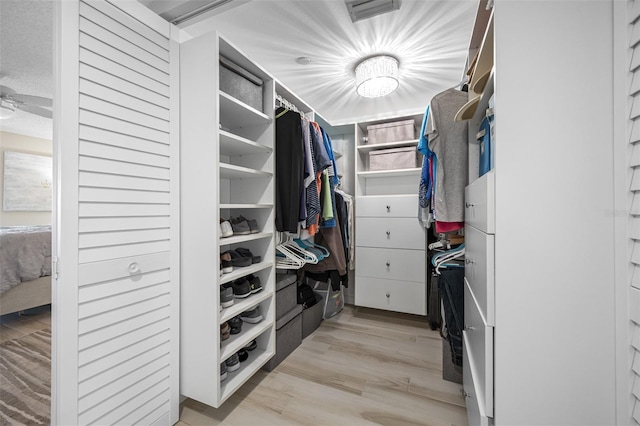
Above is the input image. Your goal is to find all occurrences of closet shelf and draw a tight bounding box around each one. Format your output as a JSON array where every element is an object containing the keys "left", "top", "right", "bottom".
[
  {"left": 220, "top": 203, "right": 273, "bottom": 209},
  {"left": 219, "top": 91, "right": 271, "bottom": 129},
  {"left": 219, "top": 349, "right": 273, "bottom": 404},
  {"left": 220, "top": 320, "right": 273, "bottom": 360},
  {"left": 358, "top": 168, "right": 421, "bottom": 178},
  {"left": 220, "top": 289, "right": 272, "bottom": 323},
  {"left": 220, "top": 130, "right": 273, "bottom": 157},
  {"left": 220, "top": 163, "right": 273, "bottom": 180},
  {"left": 219, "top": 231, "right": 274, "bottom": 246},
  {"left": 357, "top": 139, "right": 419, "bottom": 153},
  {"left": 219, "top": 262, "right": 273, "bottom": 286}
]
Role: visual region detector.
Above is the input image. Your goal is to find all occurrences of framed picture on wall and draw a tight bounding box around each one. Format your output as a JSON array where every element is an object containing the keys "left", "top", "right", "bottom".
[{"left": 3, "top": 151, "right": 52, "bottom": 212}]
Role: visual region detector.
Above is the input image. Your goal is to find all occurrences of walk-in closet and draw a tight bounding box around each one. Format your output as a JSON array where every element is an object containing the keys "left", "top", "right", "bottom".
[{"left": 0, "top": 0, "right": 636, "bottom": 425}]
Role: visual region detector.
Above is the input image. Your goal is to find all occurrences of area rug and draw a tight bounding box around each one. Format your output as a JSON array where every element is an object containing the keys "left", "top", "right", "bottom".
[{"left": 0, "top": 329, "right": 51, "bottom": 425}]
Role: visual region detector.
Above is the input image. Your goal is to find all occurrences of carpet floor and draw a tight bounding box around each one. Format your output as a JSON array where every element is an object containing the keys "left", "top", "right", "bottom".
[{"left": 0, "top": 329, "right": 51, "bottom": 425}]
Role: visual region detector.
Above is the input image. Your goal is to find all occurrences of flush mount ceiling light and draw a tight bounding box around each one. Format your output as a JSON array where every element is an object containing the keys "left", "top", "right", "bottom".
[{"left": 355, "top": 55, "right": 399, "bottom": 98}]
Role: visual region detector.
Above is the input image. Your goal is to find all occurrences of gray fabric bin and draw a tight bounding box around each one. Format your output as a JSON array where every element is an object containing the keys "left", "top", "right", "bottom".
[
  {"left": 275, "top": 273, "right": 298, "bottom": 320},
  {"left": 369, "top": 147, "right": 420, "bottom": 171},
  {"left": 262, "top": 305, "right": 302, "bottom": 372},
  {"left": 302, "top": 291, "right": 323, "bottom": 339},
  {"left": 219, "top": 56, "right": 263, "bottom": 112},
  {"left": 367, "top": 119, "right": 415, "bottom": 144}
]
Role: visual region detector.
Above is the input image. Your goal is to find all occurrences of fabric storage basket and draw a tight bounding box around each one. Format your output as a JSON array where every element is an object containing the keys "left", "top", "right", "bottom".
[
  {"left": 366, "top": 119, "right": 415, "bottom": 144},
  {"left": 369, "top": 147, "right": 420, "bottom": 171},
  {"left": 263, "top": 305, "right": 302, "bottom": 372},
  {"left": 275, "top": 273, "right": 298, "bottom": 320},
  {"left": 219, "top": 55, "right": 263, "bottom": 112},
  {"left": 301, "top": 291, "right": 323, "bottom": 339}
]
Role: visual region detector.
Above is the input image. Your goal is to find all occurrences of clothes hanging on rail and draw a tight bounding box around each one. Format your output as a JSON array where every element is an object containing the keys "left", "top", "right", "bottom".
[
  {"left": 424, "top": 88, "right": 468, "bottom": 233},
  {"left": 275, "top": 107, "right": 304, "bottom": 233}
]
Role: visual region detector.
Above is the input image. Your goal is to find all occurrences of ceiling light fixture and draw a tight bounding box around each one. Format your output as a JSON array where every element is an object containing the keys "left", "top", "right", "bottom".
[
  {"left": 0, "top": 99, "right": 16, "bottom": 120},
  {"left": 355, "top": 55, "right": 399, "bottom": 98}
]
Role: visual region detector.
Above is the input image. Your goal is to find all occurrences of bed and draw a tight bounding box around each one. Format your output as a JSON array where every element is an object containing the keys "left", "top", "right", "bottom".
[{"left": 0, "top": 225, "right": 52, "bottom": 316}]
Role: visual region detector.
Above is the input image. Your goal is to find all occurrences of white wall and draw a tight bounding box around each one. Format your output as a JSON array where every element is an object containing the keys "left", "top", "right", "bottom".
[{"left": 0, "top": 131, "right": 53, "bottom": 226}]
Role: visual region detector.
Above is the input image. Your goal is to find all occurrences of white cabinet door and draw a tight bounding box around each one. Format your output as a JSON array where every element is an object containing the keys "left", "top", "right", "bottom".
[{"left": 53, "top": 1, "right": 179, "bottom": 424}]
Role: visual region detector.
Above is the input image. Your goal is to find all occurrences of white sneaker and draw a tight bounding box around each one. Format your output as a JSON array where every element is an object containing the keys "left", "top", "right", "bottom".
[{"left": 220, "top": 219, "right": 233, "bottom": 238}]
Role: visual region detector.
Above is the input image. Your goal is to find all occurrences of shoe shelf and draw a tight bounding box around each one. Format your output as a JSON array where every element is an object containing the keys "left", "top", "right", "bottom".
[
  {"left": 219, "top": 289, "right": 272, "bottom": 324},
  {"left": 219, "top": 348, "right": 273, "bottom": 405},
  {"left": 219, "top": 91, "right": 271, "bottom": 129},
  {"left": 219, "top": 262, "right": 273, "bottom": 286},
  {"left": 181, "top": 32, "right": 276, "bottom": 409},
  {"left": 356, "top": 138, "right": 419, "bottom": 154},
  {"left": 218, "top": 231, "right": 274, "bottom": 246}
]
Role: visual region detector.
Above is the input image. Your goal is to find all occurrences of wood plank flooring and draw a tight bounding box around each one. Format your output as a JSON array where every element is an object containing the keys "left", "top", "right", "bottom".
[
  {"left": 179, "top": 305, "right": 468, "bottom": 426},
  {"left": 0, "top": 304, "right": 467, "bottom": 425}
]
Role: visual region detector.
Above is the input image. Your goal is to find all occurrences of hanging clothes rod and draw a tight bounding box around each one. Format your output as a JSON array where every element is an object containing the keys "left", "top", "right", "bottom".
[{"left": 275, "top": 94, "right": 305, "bottom": 117}]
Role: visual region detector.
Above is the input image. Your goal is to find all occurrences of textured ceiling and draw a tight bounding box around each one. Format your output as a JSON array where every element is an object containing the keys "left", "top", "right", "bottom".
[
  {"left": 180, "top": 0, "right": 477, "bottom": 124},
  {"left": 0, "top": 0, "right": 53, "bottom": 141},
  {"left": 0, "top": 0, "right": 477, "bottom": 140}
]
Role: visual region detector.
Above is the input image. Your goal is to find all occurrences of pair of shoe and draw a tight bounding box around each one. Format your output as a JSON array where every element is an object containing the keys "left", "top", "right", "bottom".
[
  {"left": 220, "top": 252, "right": 233, "bottom": 274},
  {"left": 223, "top": 279, "right": 251, "bottom": 299},
  {"left": 222, "top": 339, "right": 258, "bottom": 378},
  {"left": 240, "top": 306, "right": 263, "bottom": 324},
  {"left": 220, "top": 322, "right": 230, "bottom": 341},
  {"left": 229, "top": 216, "right": 260, "bottom": 235},
  {"left": 220, "top": 286, "right": 234, "bottom": 309},
  {"left": 220, "top": 218, "right": 233, "bottom": 238},
  {"left": 228, "top": 315, "right": 243, "bottom": 334}
]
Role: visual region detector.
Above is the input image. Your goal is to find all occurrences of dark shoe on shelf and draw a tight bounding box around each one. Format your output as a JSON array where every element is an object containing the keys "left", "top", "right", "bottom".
[
  {"left": 243, "top": 339, "right": 257, "bottom": 351},
  {"left": 220, "top": 286, "right": 234, "bottom": 308},
  {"left": 225, "top": 353, "right": 240, "bottom": 372},
  {"left": 238, "top": 215, "right": 259, "bottom": 234},
  {"left": 235, "top": 247, "right": 262, "bottom": 264},
  {"left": 220, "top": 322, "right": 230, "bottom": 341},
  {"left": 220, "top": 362, "right": 228, "bottom": 381},
  {"left": 237, "top": 349, "right": 249, "bottom": 362},
  {"left": 220, "top": 252, "right": 233, "bottom": 274},
  {"left": 240, "top": 306, "right": 263, "bottom": 324},
  {"left": 226, "top": 250, "right": 252, "bottom": 268},
  {"left": 228, "top": 315, "right": 243, "bottom": 334},
  {"left": 229, "top": 217, "right": 251, "bottom": 235},
  {"left": 231, "top": 278, "right": 251, "bottom": 298},
  {"left": 246, "top": 274, "right": 263, "bottom": 294}
]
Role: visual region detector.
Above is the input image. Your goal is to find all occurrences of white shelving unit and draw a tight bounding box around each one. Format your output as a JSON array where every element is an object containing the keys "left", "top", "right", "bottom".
[
  {"left": 353, "top": 115, "right": 427, "bottom": 315},
  {"left": 180, "top": 32, "right": 275, "bottom": 408}
]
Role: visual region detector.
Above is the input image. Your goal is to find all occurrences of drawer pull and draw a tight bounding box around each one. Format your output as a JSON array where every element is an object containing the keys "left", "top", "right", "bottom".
[
  {"left": 386, "top": 205, "right": 391, "bottom": 212},
  {"left": 386, "top": 261, "right": 390, "bottom": 267},
  {"left": 386, "top": 230, "right": 391, "bottom": 237},
  {"left": 464, "top": 325, "right": 475, "bottom": 331},
  {"left": 385, "top": 292, "right": 390, "bottom": 298},
  {"left": 465, "top": 202, "right": 475, "bottom": 208},
  {"left": 465, "top": 259, "right": 474, "bottom": 265},
  {"left": 462, "top": 390, "right": 472, "bottom": 399}
]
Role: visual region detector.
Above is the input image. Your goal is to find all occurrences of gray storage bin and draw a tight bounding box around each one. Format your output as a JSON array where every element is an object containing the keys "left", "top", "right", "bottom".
[
  {"left": 219, "top": 56, "right": 263, "bottom": 112},
  {"left": 302, "top": 291, "right": 324, "bottom": 339},
  {"left": 275, "top": 273, "right": 298, "bottom": 320},
  {"left": 369, "top": 147, "right": 420, "bottom": 171},
  {"left": 263, "top": 305, "right": 302, "bottom": 372},
  {"left": 367, "top": 119, "right": 415, "bottom": 144}
]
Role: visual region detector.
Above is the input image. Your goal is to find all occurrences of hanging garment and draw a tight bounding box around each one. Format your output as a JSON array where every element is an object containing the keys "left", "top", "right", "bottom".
[
  {"left": 275, "top": 107, "right": 304, "bottom": 233},
  {"left": 426, "top": 88, "right": 469, "bottom": 223}
]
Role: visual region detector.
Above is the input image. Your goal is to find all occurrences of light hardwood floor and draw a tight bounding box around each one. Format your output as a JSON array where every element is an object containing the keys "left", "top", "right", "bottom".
[
  {"left": 0, "top": 304, "right": 467, "bottom": 425},
  {"left": 179, "top": 305, "right": 468, "bottom": 426}
]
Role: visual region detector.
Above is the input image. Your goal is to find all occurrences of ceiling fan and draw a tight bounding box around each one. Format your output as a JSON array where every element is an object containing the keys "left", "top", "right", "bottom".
[{"left": 0, "top": 85, "right": 52, "bottom": 119}]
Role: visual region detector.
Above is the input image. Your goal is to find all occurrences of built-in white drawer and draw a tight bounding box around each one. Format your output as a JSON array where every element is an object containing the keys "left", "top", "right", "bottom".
[
  {"left": 356, "top": 217, "right": 425, "bottom": 250},
  {"left": 355, "top": 247, "right": 425, "bottom": 283},
  {"left": 463, "top": 333, "right": 493, "bottom": 426},
  {"left": 354, "top": 276, "right": 426, "bottom": 315},
  {"left": 355, "top": 195, "right": 418, "bottom": 218},
  {"left": 465, "top": 170, "right": 495, "bottom": 234},
  {"left": 465, "top": 225, "right": 495, "bottom": 325},
  {"left": 464, "top": 281, "right": 494, "bottom": 418}
]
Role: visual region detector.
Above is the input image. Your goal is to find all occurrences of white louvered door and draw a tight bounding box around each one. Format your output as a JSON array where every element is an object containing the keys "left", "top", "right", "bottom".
[
  {"left": 53, "top": 1, "right": 179, "bottom": 424},
  {"left": 628, "top": 1, "right": 640, "bottom": 424}
]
